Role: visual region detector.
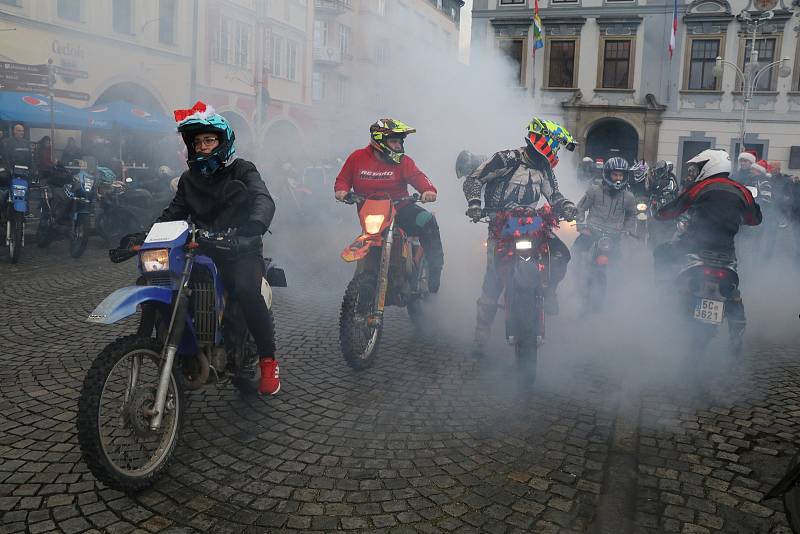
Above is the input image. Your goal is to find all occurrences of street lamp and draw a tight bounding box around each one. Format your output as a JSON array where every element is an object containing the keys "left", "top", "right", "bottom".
[{"left": 713, "top": 9, "right": 792, "bottom": 157}]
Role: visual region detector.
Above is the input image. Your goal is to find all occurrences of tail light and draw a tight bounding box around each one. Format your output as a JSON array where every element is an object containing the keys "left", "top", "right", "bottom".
[
  {"left": 596, "top": 255, "right": 609, "bottom": 265},
  {"left": 703, "top": 267, "right": 729, "bottom": 279}
]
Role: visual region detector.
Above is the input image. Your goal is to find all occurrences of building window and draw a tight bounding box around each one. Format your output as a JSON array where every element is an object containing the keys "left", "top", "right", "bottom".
[
  {"left": 314, "top": 20, "right": 328, "bottom": 47},
  {"left": 312, "top": 70, "right": 326, "bottom": 102},
  {"left": 742, "top": 37, "right": 777, "bottom": 92},
  {"left": 499, "top": 0, "right": 526, "bottom": 4},
  {"left": 499, "top": 38, "right": 525, "bottom": 86},
  {"left": 681, "top": 140, "right": 712, "bottom": 177},
  {"left": 339, "top": 24, "right": 351, "bottom": 57},
  {"left": 0, "top": 0, "right": 20, "bottom": 6},
  {"left": 286, "top": 41, "right": 297, "bottom": 81},
  {"left": 270, "top": 35, "right": 283, "bottom": 76},
  {"left": 235, "top": 22, "right": 251, "bottom": 67},
  {"left": 112, "top": 0, "right": 132, "bottom": 34},
  {"left": 158, "top": 0, "right": 176, "bottom": 45},
  {"left": 337, "top": 76, "right": 350, "bottom": 105},
  {"left": 214, "top": 18, "right": 232, "bottom": 63},
  {"left": 546, "top": 39, "right": 577, "bottom": 88},
  {"left": 57, "top": 0, "right": 81, "bottom": 21},
  {"left": 601, "top": 39, "right": 632, "bottom": 89},
  {"left": 686, "top": 38, "right": 720, "bottom": 90}
]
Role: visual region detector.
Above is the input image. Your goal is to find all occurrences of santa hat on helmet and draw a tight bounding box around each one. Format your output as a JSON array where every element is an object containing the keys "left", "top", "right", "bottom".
[{"left": 738, "top": 152, "right": 756, "bottom": 163}]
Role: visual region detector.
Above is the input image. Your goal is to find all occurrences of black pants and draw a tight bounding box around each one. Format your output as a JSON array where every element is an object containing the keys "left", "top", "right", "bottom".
[
  {"left": 394, "top": 203, "right": 444, "bottom": 274},
  {"left": 214, "top": 252, "right": 276, "bottom": 358}
]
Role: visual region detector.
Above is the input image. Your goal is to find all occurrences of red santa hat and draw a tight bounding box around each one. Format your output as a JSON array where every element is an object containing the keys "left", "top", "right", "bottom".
[
  {"left": 752, "top": 162, "right": 766, "bottom": 175},
  {"left": 738, "top": 152, "right": 756, "bottom": 163}
]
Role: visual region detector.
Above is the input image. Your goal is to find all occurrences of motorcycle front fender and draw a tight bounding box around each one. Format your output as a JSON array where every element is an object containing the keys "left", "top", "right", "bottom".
[
  {"left": 512, "top": 256, "right": 542, "bottom": 290},
  {"left": 88, "top": 285, "right": 173, "bottom": 325}
]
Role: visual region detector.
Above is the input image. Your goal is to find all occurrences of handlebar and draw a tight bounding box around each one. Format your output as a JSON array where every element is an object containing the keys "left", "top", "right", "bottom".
[{"left": 338, "top": 192, "right": 421, "bottom": 205}]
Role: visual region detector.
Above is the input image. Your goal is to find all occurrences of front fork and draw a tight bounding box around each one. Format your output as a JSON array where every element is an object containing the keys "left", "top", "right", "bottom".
[
  {"left": 370, "top": 219, "right": 396, "bottom": 327},
  {"left": 147, "top": 254, "right": 194, "bottom": 431}
]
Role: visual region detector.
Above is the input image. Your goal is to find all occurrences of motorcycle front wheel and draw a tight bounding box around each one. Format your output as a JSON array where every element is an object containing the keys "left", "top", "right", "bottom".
[
  {"left": 507, "top": 286, "right": 540, "bottom": 387},
  {"left": 8, "top": 213, "right": 23, "bottom": 264},
  {"left": 340, "top": 273, "right": 383, "bottom": 371},
  {"left": 77, "top": 335, "right": 185, "bottom": 493},
  {"left": 69, "top": 214, "right": 89, "bottom": 258}
]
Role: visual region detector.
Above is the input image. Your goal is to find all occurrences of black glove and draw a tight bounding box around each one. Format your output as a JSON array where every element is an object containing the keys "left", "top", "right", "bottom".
[
  {"left": 118, "top": 232, "right": 147, "bottom": 250},
  {"left": 237, "top": 221, "right": 267, "bottom": 237},
  {"left": 559, "top": 201, "right": 578, "bottom": 222},
  {"left": 466, "top": 202, "right": 482, "bottom": 222}
]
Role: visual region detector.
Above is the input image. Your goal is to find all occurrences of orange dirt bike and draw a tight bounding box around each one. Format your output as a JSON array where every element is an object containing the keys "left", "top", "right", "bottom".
[{"left": 338, "top": 192, "right": 430, "bottom": 370}]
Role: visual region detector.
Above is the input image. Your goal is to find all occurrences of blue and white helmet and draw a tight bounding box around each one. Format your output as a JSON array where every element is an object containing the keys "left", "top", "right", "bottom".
[{"left": 174, "top": 101, "right": 236, "bottom": 176}]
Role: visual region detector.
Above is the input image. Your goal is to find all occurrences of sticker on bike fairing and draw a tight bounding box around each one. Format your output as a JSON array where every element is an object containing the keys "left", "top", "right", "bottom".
[{"left": 145, "top": 221, "right": 190, "bottom": 243}]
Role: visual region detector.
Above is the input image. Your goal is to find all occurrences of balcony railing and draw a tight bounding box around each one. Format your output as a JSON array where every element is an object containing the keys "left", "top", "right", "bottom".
[
  {"left": 313, "top": 44, "right": 343, "bottom": 65},
  {"left": 315, "top": 0, "right": 350, "bottom": 15}
]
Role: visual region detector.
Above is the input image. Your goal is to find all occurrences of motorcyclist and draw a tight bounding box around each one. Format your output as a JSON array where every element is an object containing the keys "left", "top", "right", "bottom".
[
  {"left": 120, "top": 101, "right": 280, "bottom": 396},
  {"left": 573, "top": 157, "right": 637, "bottom": 256},
  {"left": 653, "top": 149, "right": 762, "bottom": 350},
  {"left": 628, "top": 160, "right": 649, "bottom": 198},
  {"left": 334, "top": 118, "right": 444, "bottom": 293},
  {"left": 648, "top": 161, "right": 679, "bottom": 247},
  {"left": 463, "top": 118, "right": 578, "bottom": 354},
  {"left": 578, "top": 156, "right": 596, "bottom": 184}
]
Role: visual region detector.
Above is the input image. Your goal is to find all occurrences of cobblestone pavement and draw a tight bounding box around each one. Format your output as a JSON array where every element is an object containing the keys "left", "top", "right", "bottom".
[{"left": 0, "top": 238, "right": 799, "bottom": 534}]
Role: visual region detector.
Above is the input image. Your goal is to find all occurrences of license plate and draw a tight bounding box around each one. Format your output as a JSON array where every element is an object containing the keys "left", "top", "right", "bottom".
[{"left": 694, "top": 298, "right": 724, "bottom": 324}]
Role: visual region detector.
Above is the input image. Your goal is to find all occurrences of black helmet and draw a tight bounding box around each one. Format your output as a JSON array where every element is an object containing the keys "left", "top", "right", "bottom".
[{"left": 602, "top": 157, "right": 630, "bottom": 190}]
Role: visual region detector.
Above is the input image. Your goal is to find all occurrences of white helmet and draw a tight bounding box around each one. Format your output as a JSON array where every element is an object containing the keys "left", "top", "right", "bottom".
[{"left": 686, "top": 149, "right": 731, "bottom": 181}]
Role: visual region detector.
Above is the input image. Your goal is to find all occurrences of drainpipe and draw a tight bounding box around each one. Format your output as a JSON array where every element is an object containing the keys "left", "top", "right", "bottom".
[{"left": 190, "top": 0, "right": 199, "bottom": 101}]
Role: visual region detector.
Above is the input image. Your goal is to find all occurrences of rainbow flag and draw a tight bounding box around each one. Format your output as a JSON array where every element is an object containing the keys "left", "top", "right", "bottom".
[{"left": 533, "top": 0, "right": 544, "bottom": 54}]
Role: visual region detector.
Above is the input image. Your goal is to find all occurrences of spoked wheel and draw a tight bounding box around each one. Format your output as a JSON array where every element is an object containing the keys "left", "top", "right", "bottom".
[
  {"left": 340, "top": 273, "right": 383, "bottom": 371},
  {"left": 77, "top": 335, "right": 185, "bottom": 493},
  {"left": 36, "top": 210, "right": 53, "bottom": 248},
  {"left": 69, "top": 215, "right": 89, "bottom": 258},
  {"left": 8, "top": 215, "right": 23, "bottom": 264}
]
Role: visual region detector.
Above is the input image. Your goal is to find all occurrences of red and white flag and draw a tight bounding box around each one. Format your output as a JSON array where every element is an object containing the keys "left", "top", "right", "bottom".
[{"left": 668, "top": 0, "right": 678, "bottom": 59}]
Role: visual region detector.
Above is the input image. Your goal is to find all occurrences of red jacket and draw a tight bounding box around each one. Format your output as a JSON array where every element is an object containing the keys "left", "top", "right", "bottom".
[{"left": 334, "top": 146, "right": 436, "bottom": 200}]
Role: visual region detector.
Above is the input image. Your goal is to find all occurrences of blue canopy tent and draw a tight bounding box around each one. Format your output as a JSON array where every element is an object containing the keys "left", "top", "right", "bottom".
[
  {"left": 84, "top": 101, "right": 174, "bottom": 133},
  {"left": 0, "top": 91, "right": 110, "bottom": 129}
]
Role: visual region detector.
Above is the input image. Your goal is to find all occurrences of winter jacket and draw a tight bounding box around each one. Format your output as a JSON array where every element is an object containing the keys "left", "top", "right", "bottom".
[
  {"left": 656, "top": 174, "right": 762, "bottom": 253},
  {"left": 156, "top": 158, "right": 275, "bottom": 242},
  {"left": 334, "top": 146, "right": 436, "bottom": 200},
  {"left": 577, "top": 183, "right": 637, "bottom": 234}
]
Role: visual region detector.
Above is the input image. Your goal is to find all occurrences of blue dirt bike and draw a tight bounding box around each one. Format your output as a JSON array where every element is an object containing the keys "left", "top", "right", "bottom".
[
  {"left": 37, "top": 168, "right": 98, "bottom": 258},
  {"left": 1, "top": 165, "right": 30, "bottom": 264},
  {"left": 77, "top": 211, "right": 287, "bottom": 492}
]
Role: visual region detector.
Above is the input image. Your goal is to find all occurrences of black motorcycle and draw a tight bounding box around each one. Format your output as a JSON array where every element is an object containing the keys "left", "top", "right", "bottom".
[
  {"left": 37, "top": 167, "right": 98, "bottom": 258},
  {"left": 96, "top": 176, "right": 172, "bottom": 247},
  {"left": 576, "top": 224, "right": 623, "bottom": 315}
]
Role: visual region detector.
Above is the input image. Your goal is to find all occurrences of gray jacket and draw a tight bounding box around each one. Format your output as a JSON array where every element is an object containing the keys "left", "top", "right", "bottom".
[{"left": 577, "top": 183, "right": 637, "bottom": 234}]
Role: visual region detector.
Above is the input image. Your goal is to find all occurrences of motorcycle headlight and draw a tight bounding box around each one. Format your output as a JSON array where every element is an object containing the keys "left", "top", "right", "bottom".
[
  {"left": 636, "top": 203, "right": 647, "bottom": 212},
  {"left": 364, "top": 214, "right": 385, "bottom": 234},
  {"left": 140, "top": 249, "right": 170, "bottom": 272},
  {"left": 515, "top": 240, "right": 533, "bottom": 250},
  {"left": 83, "top": 177, "right": 95, "bottom": 192},
  {"left": 11, "top": 185, "right": 26, "bottom": 198}
]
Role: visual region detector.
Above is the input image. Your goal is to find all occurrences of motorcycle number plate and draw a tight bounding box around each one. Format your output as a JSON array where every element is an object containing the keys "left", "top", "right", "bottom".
[{"left": 694, "top": 298, "right": 724, "bottom": 324}]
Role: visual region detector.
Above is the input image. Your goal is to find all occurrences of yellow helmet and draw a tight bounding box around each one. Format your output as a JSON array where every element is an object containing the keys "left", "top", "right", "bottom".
[
  {"left": 370, "top": 118, "right": 416, "bottom": 164},
  {"left": 525, "top": 118, "right": 576, "bottom": 169}
]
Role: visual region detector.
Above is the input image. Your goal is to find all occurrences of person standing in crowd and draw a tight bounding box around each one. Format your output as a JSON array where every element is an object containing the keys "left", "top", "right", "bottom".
[
  {"left": 35, "top": 136, "right": 54, "bottom": 173},
  {"left": 60, "top": 137, "right": 82, "bottom": 165},
  {"left": 6, "top": 123, "right": 33, "bottom": 169},
  {"left": 732, "top": 151, "right": 758, "bottom": 185}
]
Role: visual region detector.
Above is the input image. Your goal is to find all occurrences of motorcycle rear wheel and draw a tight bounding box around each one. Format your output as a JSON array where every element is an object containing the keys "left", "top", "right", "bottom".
[
  {"left": 77, "top": 335, "right": 185, "bottom": 493},
  {"left": 8, "top": 214, "right": 23, "bottom": 264},
  {"left": 69, "top": 215, "right": 89, "bottom": 258},
  {"left": 340, "top": 273, "right": 383, "bottom": 371}
]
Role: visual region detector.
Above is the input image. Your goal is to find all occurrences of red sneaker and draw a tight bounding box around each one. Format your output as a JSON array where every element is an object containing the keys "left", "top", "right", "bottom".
[{"left": 258, "top": 358, "right": 281, "bottom": 395}]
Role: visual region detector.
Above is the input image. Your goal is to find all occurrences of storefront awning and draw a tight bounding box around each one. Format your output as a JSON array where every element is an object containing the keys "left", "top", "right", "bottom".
[
  {"left": 0, "top": 91, "right": 111, "bottom": 129},
  {"left": 85, "top": 101, "right": 175, "bottom": 133}
]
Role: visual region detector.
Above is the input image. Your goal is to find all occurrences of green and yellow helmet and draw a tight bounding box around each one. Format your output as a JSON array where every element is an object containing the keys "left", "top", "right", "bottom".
[
  {"left": 525, "top": 118, "right": 576, "bottom": 169},
  {"left": 370, "top": 118, "right": 416, "bottom": 164}
]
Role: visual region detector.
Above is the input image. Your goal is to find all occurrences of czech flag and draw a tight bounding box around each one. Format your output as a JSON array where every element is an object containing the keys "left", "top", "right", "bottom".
[{"left": 668, "top": 0, "right": 678, "bottom": 60}]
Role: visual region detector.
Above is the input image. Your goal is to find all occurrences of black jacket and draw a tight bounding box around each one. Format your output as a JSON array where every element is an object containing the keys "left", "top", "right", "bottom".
[
  {"left": 657, "top": 174, "right": 761, "bottom": 253},
  {"left": 156, "top": 158, "right": 275, "bottom": 236}
]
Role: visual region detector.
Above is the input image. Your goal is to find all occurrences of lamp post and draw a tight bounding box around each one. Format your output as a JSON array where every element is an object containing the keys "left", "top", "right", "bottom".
[{"left": 712, "top": 9, "right": 792, "bottom": 158}]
